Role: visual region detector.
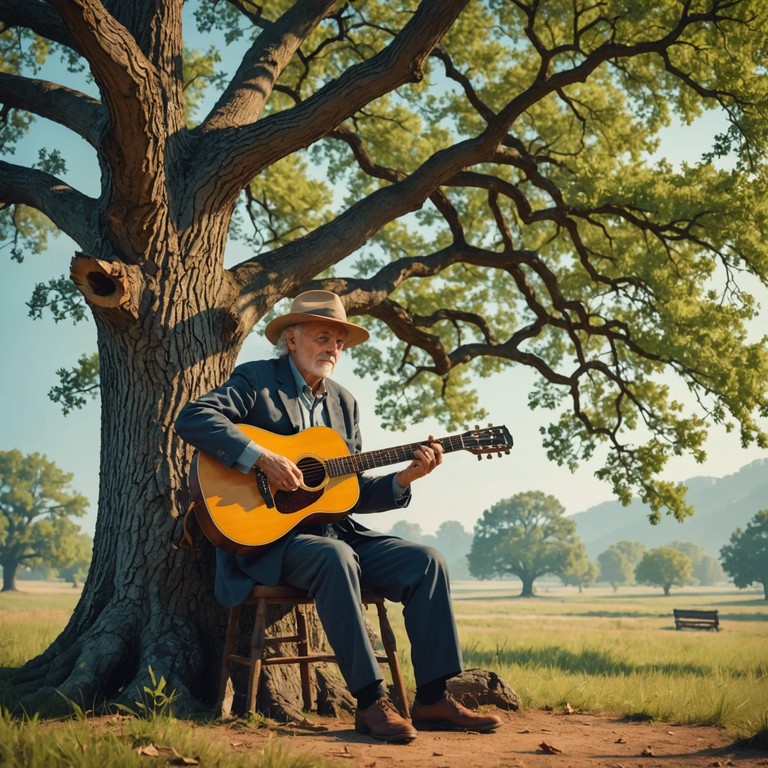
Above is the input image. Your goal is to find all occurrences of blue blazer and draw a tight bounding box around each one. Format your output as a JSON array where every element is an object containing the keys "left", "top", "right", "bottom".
[{"left": 175, "top": 356, "right": 410, "bottom": 605}]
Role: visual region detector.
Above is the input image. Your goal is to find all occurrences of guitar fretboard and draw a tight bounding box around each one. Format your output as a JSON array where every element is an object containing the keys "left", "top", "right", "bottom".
[{"left": 325, "top": 434, "right": 470, "bottom": 478}]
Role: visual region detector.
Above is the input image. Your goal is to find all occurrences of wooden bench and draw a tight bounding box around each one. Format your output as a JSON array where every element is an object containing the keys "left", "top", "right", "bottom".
[{"left": 673, "top": 609, "right": 720, "bottom": 631}]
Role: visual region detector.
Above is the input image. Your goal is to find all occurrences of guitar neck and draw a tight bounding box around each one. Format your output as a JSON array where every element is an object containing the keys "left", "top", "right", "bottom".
[{"left": 325, "top": 434, "right": 469, "bottom": 478}]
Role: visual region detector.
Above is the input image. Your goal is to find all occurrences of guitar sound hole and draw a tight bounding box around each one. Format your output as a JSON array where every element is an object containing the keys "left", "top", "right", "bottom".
[
  {"left": 273, "top": 456, "right": 327, "bottom": 515},
  {"left": 296, "top": 456, "right": 327, "bottom": 491}
]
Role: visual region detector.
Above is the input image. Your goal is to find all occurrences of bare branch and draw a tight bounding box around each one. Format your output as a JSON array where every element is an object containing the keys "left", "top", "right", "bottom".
[
  {"left": 0, "top": 161, "right": 99, "bottom": 251},
  {"left": 0, "top": 0, "right": 77, "bottom": 52},
  {"left": 431, "top": 47, "right": 495, "bottom": 123},
  {"left": 0, "top": 72, "right": 104, "bottom": 147},
  {"left": 203, "top": 0, "right": 338, "bottom": 131}
]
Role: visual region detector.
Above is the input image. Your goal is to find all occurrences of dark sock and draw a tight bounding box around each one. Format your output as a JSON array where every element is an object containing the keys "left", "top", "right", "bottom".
[
  {"left": 415, "top": 677, "right": 447, "bottom": 706},
  {"left": 354, "top": 680, "right": 386, "bottom": 710}
]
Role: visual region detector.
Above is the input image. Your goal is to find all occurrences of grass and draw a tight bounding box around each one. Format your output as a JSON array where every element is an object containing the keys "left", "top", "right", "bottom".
[
  {"left": 0, "top": 709, "right": 338, "bottom": 768},
  {"left": 1, "top": 581, "right": 767, "bottom": 766},
  {"left": 382, "top": 582, "right": 768, "bottom": 738}
]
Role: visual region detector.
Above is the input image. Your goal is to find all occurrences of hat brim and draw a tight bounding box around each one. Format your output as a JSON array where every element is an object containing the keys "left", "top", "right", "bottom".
[{"left": 264, "top": 313, "right": 370, "bottom": 347}]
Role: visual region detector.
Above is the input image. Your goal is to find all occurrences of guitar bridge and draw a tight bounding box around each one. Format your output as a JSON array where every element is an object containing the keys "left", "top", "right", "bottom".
[{"left": 254, "top": 467, "right": 276, "bottom": 509}]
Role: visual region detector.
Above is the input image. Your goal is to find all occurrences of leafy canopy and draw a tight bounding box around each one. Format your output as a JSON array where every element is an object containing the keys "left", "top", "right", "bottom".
[
  {"left": 719, "top": 509, "right": 768, "bottom": 598},
  {"left": 634, "top": 545, "right": 693, "bottom": 595},
  {"left": 467, "top": 490, "right": 585, "bottom": 594},
  {"left": 0, "top": 450, "right": 89, "bottom": 588}
]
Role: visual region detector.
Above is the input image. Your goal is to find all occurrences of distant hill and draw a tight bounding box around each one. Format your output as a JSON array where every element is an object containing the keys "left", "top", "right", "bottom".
[{"left": 571, "top": 459, "right": 768, "bottom": 558}]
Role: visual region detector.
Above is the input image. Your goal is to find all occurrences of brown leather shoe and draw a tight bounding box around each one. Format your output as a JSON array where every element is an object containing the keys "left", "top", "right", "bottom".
[
  {"left": 355, "top": 697, "right": 417, "bottom": 743},
  {"left": 411, "top": 692, "right": 502, "bottom": 732}
]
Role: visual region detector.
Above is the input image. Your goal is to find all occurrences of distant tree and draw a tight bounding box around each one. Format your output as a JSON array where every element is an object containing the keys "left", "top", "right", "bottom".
[
  {"left": 612, "top": 541, "right": 647, "bottom": 576},
  {"left": 635, "top": 547, "right": 692, "bottom": 596},
  {"left": 435, "top": 520, "right": 473, "bottom": 579},
  {"left": 597, "top": 547, "right": 635, "bottom": 592},
  {"left": 388, "top": 520, "right": 425, "bottom": 541},
  {"left": 0, "top": 451, "right": 89, "bottom": 591},
  {"left": 668, "top": 540, "right": 725, "bottom": 586},
  {"left": 467, "top": 491, "right": 585, "bottom": 596},
  {"left": 720, "top": 510, "right": 768, "bottom": 600},
  {"left": 55, "top": 529, "right": 94, "bottom": 588},
  {"left": 388, "top": 520, "right": 437, "bottom": 548},
  {"left": 693, "top": 555, "right": 726, "bottom": 587},
  {"left": 560, "top": 545, "right": 599, "bottom": 592}
]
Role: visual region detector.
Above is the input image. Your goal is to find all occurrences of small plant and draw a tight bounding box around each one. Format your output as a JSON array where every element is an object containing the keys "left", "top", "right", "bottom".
[{"left": 114, "top": 666, "right": 178, "bottom": 719}]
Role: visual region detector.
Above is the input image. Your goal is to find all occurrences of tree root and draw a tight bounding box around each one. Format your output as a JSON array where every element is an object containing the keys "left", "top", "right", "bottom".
[{"left": 8, "top": 598, "right": 213, "bottom": 718}]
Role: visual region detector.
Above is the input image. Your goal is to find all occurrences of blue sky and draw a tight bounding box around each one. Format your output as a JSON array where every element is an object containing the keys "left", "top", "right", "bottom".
[{"left": 2, "top": 100, "right": 766, "bottom": 539}]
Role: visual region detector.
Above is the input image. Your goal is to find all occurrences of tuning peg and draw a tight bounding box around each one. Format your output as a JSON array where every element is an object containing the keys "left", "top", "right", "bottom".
[
  {"left": 486, "top": 453, "right": 492, "bottom": 460},
  {"left": 476, "top": 454, "right": 482, "bottom": 461}
]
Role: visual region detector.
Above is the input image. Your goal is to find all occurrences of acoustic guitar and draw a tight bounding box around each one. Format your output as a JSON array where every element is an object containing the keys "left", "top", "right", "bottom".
[{"left": 189, "top": 423, "right": 513, "bottom": 555}]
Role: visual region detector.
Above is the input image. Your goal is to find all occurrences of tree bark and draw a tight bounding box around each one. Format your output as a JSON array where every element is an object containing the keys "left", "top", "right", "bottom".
[{"left": 10, "top": 230, "right": 345, "bottom": 719}]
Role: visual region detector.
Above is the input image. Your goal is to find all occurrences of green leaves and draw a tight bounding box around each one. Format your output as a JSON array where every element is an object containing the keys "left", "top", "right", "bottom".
[
  {"left": 47, "top": 354, "right": 100, "bottom": 416},
  {"left": 719, "top": 509, "right": 768, "bottom": 598},
  {"left": 634, "top": 546, "right": 693, "bottom": 595},
  {"left": 0, "top": 450, "right": 89, "bottom": 589},
  {"left": 467, "top": 490, "right": 586, "bottom": 594}
]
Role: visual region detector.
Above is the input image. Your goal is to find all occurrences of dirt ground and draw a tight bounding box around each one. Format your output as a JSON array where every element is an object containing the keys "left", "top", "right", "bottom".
[{"left": 199, "top": 706, "right": 767, "bottom": 768}]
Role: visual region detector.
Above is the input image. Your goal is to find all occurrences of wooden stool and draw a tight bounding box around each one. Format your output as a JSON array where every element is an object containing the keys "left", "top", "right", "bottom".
[{"left": 218, "top": 585, "right": 410, "bottom": 717}]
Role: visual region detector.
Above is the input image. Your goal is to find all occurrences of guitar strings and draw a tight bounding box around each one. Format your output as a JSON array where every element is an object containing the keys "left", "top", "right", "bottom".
[{"left": 290, "top": 428, "right": 509, "bottom": 484}]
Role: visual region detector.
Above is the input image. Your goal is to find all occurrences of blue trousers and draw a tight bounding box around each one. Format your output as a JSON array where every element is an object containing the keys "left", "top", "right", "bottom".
[{"left": 279, "top": 530, "right": 463, "bottom": 695}]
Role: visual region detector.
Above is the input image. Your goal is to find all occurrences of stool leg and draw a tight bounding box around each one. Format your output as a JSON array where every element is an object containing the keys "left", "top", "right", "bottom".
[
  {"left": 246, "top": 597, "right": 268, "bottom": 714},
  {"left": 295, "top": 603, "right": 313, "bottom": 711},
  {"left": 219, "top": 606, "right": 241, "bottom": 718},
  {"left": 375, "top": 601, "right": 410, "bottom": 717}
]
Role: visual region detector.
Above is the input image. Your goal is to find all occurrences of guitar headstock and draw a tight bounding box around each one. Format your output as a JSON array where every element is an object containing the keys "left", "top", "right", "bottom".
[{"left": 461, "top": 424, "right": 513, "bottom": 459}]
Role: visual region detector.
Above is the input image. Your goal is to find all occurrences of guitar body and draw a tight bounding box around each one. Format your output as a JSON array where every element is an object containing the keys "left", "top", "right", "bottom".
[
  {"left": 187, "top": 421, "right": 512, "bottom": 555},
  {"left": 192, "top": 424, "right": 360, "bottom": 555}
]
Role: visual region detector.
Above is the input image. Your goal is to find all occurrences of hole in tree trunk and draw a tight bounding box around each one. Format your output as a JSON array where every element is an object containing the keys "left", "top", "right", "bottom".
[{"left": 87, "top": 271, "right": 117, "bottom": 296}]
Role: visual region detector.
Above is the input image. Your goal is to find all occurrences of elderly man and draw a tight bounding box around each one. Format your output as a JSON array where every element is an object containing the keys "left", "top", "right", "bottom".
[{"left": 175, "top": 290, "right": 501, "bottom": 742}]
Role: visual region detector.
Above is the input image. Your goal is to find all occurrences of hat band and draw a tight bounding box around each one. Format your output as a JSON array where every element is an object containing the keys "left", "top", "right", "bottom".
[{"left": 303, "top": 307, "right": 345, "bottom": 322}]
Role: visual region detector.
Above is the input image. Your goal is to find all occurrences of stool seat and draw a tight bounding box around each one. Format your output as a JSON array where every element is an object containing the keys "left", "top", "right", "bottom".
[{"left": 219, "top": 585, "right": 410, "bottom": 717}]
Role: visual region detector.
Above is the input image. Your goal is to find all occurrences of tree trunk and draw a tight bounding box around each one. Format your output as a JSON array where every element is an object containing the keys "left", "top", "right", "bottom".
[
  {"left": 2, "top": 561, "right": 18, "bottom": 592},
  {"left": 519, "top": 577, "right": 535, "bottom": 597},
  {"left": 9, "top": 246, "right": 342, "bottom": 719}
]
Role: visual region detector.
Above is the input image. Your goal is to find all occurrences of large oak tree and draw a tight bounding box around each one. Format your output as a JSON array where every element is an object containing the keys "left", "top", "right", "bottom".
[{"left": 1, "top": 0, "right": 767, "bottom": 714}]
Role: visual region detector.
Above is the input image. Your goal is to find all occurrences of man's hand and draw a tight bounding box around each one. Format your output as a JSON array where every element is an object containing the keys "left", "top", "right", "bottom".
[
  {"left": 256, "top": 449, "right": 303, "bottom": 491},
  {"left": 395, "top": 436, "right": 443, "bottom": 488}
]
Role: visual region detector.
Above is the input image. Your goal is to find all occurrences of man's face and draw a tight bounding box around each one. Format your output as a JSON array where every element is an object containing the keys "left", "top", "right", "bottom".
[{"left": 288, "top": 321, "right": 348, "bottom": 387}]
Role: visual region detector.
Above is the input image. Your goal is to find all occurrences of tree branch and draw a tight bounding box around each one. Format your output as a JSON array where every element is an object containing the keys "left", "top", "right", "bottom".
[
  {"left": 203, "top": 0, "right": 338, "bottom": 131},
  {"left": 0, "top": 0, "right": 77, "bottom": 52},
  {"left": 45, "top": 0, "right": 160, "bottom": 129},
  {"left": 0, "top": 72, "right": 104, "bottom": 147},
  {"left": 0, "top": 161, "right": 99, "bottom": 251},
  {"left": 195, "top": 0, "right": 471, "bottom": 203}
]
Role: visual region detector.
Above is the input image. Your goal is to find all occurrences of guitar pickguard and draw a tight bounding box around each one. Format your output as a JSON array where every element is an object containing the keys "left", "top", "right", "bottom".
[
  {"left": 272, "top": 455, "right": 327, "bottom": 514},
  {"left": 273, "top": 486, "right": 324, "bottom": 514}
]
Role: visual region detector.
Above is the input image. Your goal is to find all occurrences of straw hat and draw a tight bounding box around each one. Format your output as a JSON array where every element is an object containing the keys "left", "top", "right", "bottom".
[{"left": 264, "top": 290, "right": 370, "bottom": 347}]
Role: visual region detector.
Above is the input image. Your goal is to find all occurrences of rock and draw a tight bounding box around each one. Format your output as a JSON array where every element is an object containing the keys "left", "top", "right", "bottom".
[{"left": 446, "top": 668, "right": 522, "bottom": 710}]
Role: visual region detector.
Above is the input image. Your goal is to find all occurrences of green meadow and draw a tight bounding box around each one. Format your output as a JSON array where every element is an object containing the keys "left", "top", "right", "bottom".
[
  {"left": 1, "top": 581, "right": 766, "bottom": 767},
  {"left": 426, "top": 582, "right": 768, "bottom": 734}
]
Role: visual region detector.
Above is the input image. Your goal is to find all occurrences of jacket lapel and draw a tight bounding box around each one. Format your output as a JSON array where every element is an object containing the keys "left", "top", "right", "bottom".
[
  {"left": 325, "top": 381, "right": 347, "bottom": 436},
  {"left": 275, "top": 357, "right": 302, "bottom": 432}
]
